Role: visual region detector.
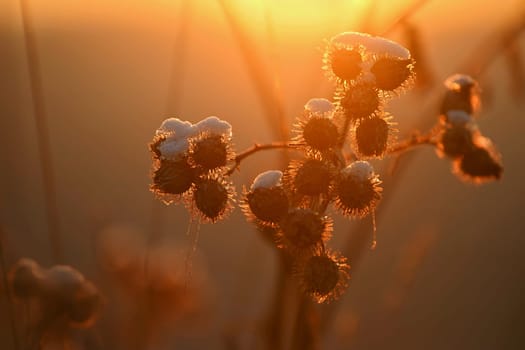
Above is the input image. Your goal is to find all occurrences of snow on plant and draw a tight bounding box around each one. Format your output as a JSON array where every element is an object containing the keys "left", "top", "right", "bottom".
[{"left": 148, "top": 32, "right": 503, "bottom": 304}]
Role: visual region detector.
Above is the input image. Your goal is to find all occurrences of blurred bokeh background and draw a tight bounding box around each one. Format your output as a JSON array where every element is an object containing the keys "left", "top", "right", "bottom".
[{"left": 1, "top": 0, "right": 524, "bottom": 349}]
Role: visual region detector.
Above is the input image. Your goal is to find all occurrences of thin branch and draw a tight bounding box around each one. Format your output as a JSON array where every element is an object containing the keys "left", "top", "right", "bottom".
[
  {"left": 226, "top": 142, "right": 295, "bottom": 176},
  {"left": 19, "top": 0, "right": 63, "bottom": 262},
  {"left": 387, "top": 132, "right": 437, "bottom": 155}
]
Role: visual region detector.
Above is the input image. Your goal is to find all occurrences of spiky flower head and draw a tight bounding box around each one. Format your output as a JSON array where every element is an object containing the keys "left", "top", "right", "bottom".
[
  {"left": 354, "top": 113, "right": 396, "bottom": 158},
  {"left": 370, "top": 56, "right": 415, "bottom": 95},
  {"left": 294, "top": 98, "right": 340, "bottom": 152},
  {"left": 277, "top": 208, "right": 332, "bottom": 255},
  {"left": 334, "top": 161, "right": 382, "bottom": 217},
  {"left": 437, "top": 111, "right": 479, "bottom": 159},
  {"left": 336, "top": 83, "right": 381, "bottom": 121},
  {"left": 189, "top": 116, "right": 234, "bottom": 171},
  {"left": 286, "top": 158, "right": 334, "bottom": 198},
  {"left": 151, "top": 158, "right": 195, "bottom": 203},
  {"left": 296, "top": 249, "right": 350, "bottom": 303},
  {"left": 192, "top": 175, "right": 235, "bottom": 223},
  {"left": 244, "top": 170, "right": 289, "bottom": 225}
]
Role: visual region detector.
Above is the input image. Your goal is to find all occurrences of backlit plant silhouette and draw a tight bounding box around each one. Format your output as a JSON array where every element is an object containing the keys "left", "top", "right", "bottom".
[{"left": 149, "top": 32, "right": 503, "bottom": 304}]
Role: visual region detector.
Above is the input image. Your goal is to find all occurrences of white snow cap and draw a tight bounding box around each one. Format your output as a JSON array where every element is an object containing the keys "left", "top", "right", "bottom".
[
  {"left": 305, "top": 98, "right": 334, "bottom": 116},
  {"left": 251, "top": 170, "right": 283, "bottom": 190},
  {"left": 156, "top": 118, "right": 196, "bottom": 139},
  {"left": 195, "top": 116, "right": 232, "bottom": 137},
  {"left": 444, "top": 74, "right": 476, "bottom": 91},
  {"left": 331, "top": 32, "right": 410, "bottom": 59},
  {"left": 158, "top": 138, "right": 190, "bottom": 159},
  {"left": 446, "top": 110, "right": 473, "bottom": 125},
  {"left": 343, "top": 161, "right": 374, "bottom": 181}
]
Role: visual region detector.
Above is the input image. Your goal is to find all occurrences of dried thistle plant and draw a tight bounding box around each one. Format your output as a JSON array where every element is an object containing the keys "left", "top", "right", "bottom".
[{"left": 148, "top": 31, "right": 503, "bottom": 307}]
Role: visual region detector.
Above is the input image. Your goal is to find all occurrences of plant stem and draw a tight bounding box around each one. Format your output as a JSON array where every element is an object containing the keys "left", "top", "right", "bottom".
[
  {"left": 226, "top": 142, "right": 295, "bottom": 175},
  {"left": 19, "top": 0, "right": 63, "bottom": 263}
]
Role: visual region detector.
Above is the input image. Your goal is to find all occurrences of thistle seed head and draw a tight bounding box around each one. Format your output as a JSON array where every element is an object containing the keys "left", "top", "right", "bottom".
[
  {"left": 455, "top": 138, "right": 503, "bottom": 183},
  {"left": 289, "top": 159, "right": 333, "bottom": 197},
  {"left": 193, "top": 177, "right": 234, "bottom": 222},
  {"left": 246, "top": 187, "right": 289, "bottom": 224},
  {"left": 330, "top": 48, "right": 363, "bottom": 82},
  {"left": 297, "top": 250, "right": 350, "bottom": 303},
  {"left": 278, "top": 208, "right": 331, "bottom": 253},
  {"left": 354, "top": 115, "right": 394, "bottom": 158},
  {"left": 301, "top": 117, "right": 340, "bottom": 152},
  {"left": 190, "top": 133, "right": 230, "bottom": 171},
  {"left": 335, "top": 161, "right": 382, "bottom": 217},
  {"left": 151, "top": 158, "right": 195, "bottom": 201},
  {"left": 370, "top": 57, "right": 415, "bottom": 93},
  {"left": 338, "top": 83, "right": 381, "bottom": 120}
]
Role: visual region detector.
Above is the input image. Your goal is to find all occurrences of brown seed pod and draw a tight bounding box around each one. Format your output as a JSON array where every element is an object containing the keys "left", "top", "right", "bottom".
[
  {"left": 151, "top": 158, "right": 195, "bottom": 204},
  {"left": 9, "top": 258, "right": 44, "bottom": 299},
  {"left": 192, "top": 176, "right": 235, "bottom": 223},
  {"left": 330, "top": 48, "right": 363, "bottom": 82},
  {"left": 370, "top": 56, "right": 415, "bottom": 93},
  {"left": 296, "top": 249, "right": 350, "bottom": 303},
  {"left": 277, "top": 208, "right": 332, "bottom": 254},
  {"left": 295, "top": 115, "right": 340, "bottom": 152},
  {"left": 437, "top": 124, "right": 476, "bottom": 159},
  {"left": 286, "top": 158, "right": 334, "bottom": 198},
  {"left": 334, "top": 161, "right": 382, "bottom": 218},
  {"left": 336, "top": 83, "right": 381, "bottom": 121},
  {"left": 354, "top": 114, "right": 396, "bottom": 158},
  {"left": 189, "top": 133, "right": 233, "bottom": 171},
  {"left": 244, "top": 186, "right": 289, "bottom": 225},
  {"left": 454, "top": 137, "right": 503, "bottom": 183},
  {"left": 440, "top": 74, "right": 481, "bottom": 115}
]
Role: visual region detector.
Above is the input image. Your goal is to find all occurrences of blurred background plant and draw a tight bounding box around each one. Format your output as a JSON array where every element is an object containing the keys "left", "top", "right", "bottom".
[{"left": 1, "top": 0, "right": 525, "bottom": 349}]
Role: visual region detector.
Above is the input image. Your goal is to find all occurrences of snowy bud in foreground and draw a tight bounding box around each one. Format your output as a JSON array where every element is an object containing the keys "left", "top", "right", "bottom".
[
  {"left": 334, "top": 161, "right": 382, "bottom": 217},
  {"left": 244, "top": 171, "right": 289, "bottom": 225}
]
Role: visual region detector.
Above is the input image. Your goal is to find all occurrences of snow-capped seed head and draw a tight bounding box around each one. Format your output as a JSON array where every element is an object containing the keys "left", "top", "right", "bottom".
[
  {"left": 195, "top": 116, "right": 232, "bottom": 138},
  {"left": 444, "top": 110, "right": 473, "bottom": 126},
  {"left": 304, "top": 98, "right": 335, "bottom": 116},
  {"left": 156, "top": 118, "right": 196, "bottom": 138},
  {"left": 355, "top": 115, "right": 392, "bottom": 158},
  {"left": 251, "top": 170, "right": 283, "bottom": 190},
  {"left": 370, "top": 57, "right": 415, "bottom": 92},
  {"left": 68, "top": 281, "right": 102, "bottom": 328},
  {"left": 190, "top": 134, "right": 230, "bottom": 170},
  {"left": 455, "top": 137, "right": 503, "bottom": 183},
  {"left": 279, "top": 208, "right": 331, "bottom": 252},
  {"left": 152, "top": 158, "right": 195, "bottom": 197},
  {"left": 298, "top": 251, "right": 349, "bottom": 304},
  {"left": 331, "top": 32, "right": 411, "bottom": 60},
  {"left": 444, "top": 74, "right": 477, "bottom": 92},
  {"left": 9, "top": 258, "right": 44, "bottom": 298},
  {"left": 292, "top": 159, "right": 332, "bottom": 196},
  {"left": 302, "top": 117, "right": 340, "bottom": 151},
  {"left": 366, "top": 36, "right": 411, "bottom": 60},
  {"left": 336, "top": 162, "right": 382, "bottom": 217},
  {"left": 193, "top": 177, "right": 233, "bottom": 222},
  {"left": 339, "top": 83, "right": 380, "bottom": 120},
  {"left": 343, "top": 161, "right": 375, "bottom": 181},
  {"left": 330, "top": 48, "right": 363, "bottom": 82}
]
